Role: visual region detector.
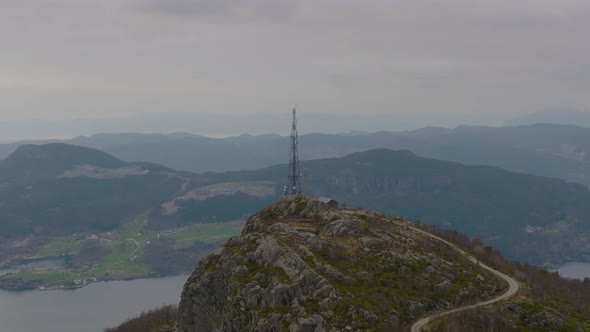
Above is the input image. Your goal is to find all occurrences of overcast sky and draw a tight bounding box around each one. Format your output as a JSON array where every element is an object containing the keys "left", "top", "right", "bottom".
[{"left": 1, "top": 0, "right": 590, "bottom": 138}]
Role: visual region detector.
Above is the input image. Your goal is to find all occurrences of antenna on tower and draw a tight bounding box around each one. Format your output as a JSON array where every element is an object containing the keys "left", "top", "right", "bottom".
[{"left": 285, "top": 107, "right": 301, "bottom": 196}]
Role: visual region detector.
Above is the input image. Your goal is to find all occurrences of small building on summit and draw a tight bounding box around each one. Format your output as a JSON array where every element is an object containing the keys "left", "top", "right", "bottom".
[{"left": 318, "top": 197, "right": 338, "bottom": 209}]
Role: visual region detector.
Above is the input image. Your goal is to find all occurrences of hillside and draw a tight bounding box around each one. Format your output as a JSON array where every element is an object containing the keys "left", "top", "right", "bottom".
[
  {"left": 171, "top": 196, "right": 590, "bottom": 332},
  {"left": 0, "top": 144, "right": 276, "bottom": 289},
  {"left": 0, "top": 143, "right": 180, "bottom": 237},
  {"left": 399, "top": 124, "right": 590, "bottom": 186},
  {"left": 200, "top": 149, "right": 590, "bottom": 265},
  {"left": 177, "top": 196, "right": 507, "bottom": 331},
  {"left": 5, "top": 124, "right": 590, "bottom": 186},
  {"left": 0, "top": 143, "right": 274, "bottom": 238},
  {"left": 0, "top": 143, "right": 126, "bottom": 184}
]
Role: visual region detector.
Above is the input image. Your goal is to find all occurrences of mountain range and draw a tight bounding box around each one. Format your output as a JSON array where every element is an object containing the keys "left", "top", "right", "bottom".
[{"left": 3, "top": 123, "right": 590, "bottom": 187}]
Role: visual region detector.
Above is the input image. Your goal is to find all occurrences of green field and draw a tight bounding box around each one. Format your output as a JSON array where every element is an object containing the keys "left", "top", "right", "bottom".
[
  {"left": 38, "top": 237, "right": 83, "bottom": 256},
  {"left": 112, "top": 214, "right": 156, "bottom": 243},
  {"left": 20, "top": 270, "right": 77, "bottom": 284},
  {"left": 164, "top": 222, "right": 243, "bottom": 248}
]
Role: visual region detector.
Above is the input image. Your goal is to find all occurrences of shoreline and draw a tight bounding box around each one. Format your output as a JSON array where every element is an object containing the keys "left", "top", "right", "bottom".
[
  {"left": 0, "top": 272, "right": 190, "bottom": 292},
  {"left": 0, "top": 273, "right": 189, "bottom": 332}
]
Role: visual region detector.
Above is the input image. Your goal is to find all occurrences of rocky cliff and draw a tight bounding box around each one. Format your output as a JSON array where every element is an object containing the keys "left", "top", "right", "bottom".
[{"left": 176, "top": 196, "right": 505, "bottom": 331}]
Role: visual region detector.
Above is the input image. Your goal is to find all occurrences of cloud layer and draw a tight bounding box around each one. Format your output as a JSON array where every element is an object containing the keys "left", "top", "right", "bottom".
[{"left": 1, "top": 0, "right": 590, "bottom": 135}]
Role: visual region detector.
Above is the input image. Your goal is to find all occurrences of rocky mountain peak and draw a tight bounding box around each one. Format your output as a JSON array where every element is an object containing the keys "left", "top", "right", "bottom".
[{"left": 176, "top": 196, "right": 505, "bottom": 332}]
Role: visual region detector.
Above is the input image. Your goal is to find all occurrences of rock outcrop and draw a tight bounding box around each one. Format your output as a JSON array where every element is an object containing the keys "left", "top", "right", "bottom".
[{"left": 176, "top": 196, "right": 504, "bottom": 332}]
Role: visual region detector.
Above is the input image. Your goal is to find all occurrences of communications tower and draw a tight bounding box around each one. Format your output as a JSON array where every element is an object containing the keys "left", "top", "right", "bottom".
[{"left": 285, "top": 107, "right": 301, "bottom": 196}]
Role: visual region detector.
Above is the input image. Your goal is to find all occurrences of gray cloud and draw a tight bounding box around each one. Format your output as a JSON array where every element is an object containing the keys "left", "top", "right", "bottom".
[
  {"left": 1, "top": 0, "right": 590, "bottom": 138},
  {"left": 134, "top": 0, "right": 299, "bottom": 21}
]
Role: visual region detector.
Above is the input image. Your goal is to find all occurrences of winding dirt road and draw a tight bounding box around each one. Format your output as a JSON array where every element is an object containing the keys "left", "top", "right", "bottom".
[{"left": 409, "top": 227, "right": 520, "bottom": 332}]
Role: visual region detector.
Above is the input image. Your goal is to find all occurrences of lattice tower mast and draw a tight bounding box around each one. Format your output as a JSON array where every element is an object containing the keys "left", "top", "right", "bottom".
[{"left": 285, "top": 107, "right": 301, "bottom": 195}]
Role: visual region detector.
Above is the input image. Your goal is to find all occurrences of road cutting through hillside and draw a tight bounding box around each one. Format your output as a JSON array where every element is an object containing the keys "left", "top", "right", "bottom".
[{"left": 410, "top": 226, "right": 520, "bottom": 332}]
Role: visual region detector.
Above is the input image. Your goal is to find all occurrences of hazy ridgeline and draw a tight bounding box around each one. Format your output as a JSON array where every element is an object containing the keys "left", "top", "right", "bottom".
[{"left": 3, "top": 124, "right": 590, "bottom": 187}]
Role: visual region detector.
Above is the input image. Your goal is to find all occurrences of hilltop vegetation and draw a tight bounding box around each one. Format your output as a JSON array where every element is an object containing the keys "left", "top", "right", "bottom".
[
  {"left": 177, "top": 196, "right": 507, "bottom": 331},
  {"left": 422, "top": 226, "right": 590, "bottom": 331}
]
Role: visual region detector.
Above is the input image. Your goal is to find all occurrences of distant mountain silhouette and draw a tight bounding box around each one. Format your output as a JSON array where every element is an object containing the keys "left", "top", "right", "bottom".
[
  {"left": 506, "top": 108, "right": 590, "bottom": 127},
  {"left": 4, "top": 124, "right": 590, "bottom": 186}
]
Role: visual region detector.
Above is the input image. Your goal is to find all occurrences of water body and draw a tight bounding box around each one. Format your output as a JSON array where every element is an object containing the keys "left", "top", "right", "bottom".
[
  {"left": 0, "top": 275, "right": 188, "bottom": 332},
  {"left": 556, "top": 261, "right": 590, "bottom": 280}
]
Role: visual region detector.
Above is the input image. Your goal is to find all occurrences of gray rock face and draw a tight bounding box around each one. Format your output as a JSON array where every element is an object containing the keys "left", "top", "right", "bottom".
[
  {"left": 325, "top": 219, "right": 360, "bottom": 237},
  {"left": 289, "top": 315, "right": 326, "bottom": 332},
  {"left": 177, "top": 205, "right": 338, "bottom": 331},
  {"left": 434, "top": 279, "right": 453, "bottom": 291}
]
